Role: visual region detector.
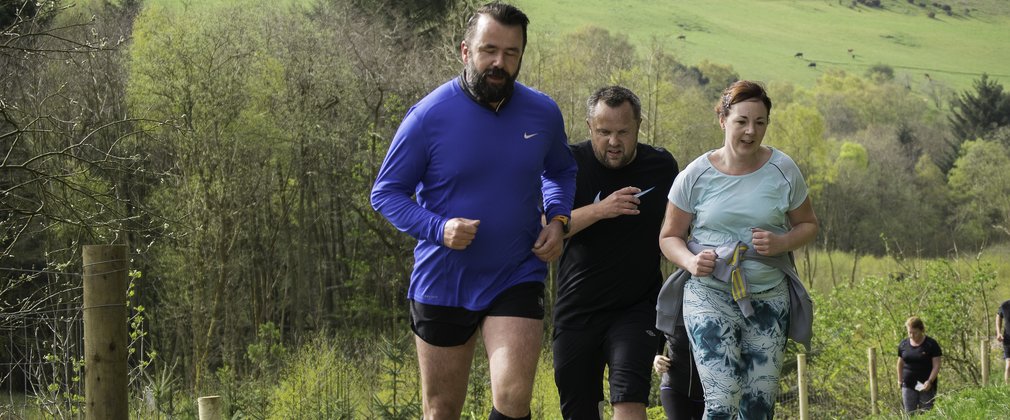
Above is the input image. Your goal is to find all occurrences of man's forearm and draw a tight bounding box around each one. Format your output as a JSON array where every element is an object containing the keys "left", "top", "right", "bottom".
[{"left": 565, "top": 204, "right": 604, "bottom": 238}]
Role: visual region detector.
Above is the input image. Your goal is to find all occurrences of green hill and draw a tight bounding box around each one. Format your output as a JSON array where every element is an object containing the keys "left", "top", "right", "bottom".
[{"left": 513, "top": 0, "right": 1010, "bottom": 92}]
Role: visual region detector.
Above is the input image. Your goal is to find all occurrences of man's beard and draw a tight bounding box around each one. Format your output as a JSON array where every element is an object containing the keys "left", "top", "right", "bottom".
[{"left": 465, "top": 61, "right": 518, "bottom": 104}]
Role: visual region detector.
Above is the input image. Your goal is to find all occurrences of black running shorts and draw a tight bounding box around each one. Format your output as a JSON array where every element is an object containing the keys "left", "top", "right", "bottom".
[
  {"left": 410, "top": 281, "right": 545, "bottom": 347},
  {"left": 552, "top": 302, "right": 660, "bottom": 419}
]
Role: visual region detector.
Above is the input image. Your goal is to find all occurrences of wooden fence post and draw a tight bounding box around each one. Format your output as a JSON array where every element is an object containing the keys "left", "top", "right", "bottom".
[
  {"left": 797, "top": 353, "right": 808, "bottom": 420},
  {"left": 83, "top": 245, "right": 129, "bottom": 420},
  {"left": 981, "top": 339, "right": 989, "bottom": 386},
  {"left": 198, "top": 395, "right": 223, "bottom": 420},
  {"left": 868, "top": 347, "right": 878, "bottom": 415}
]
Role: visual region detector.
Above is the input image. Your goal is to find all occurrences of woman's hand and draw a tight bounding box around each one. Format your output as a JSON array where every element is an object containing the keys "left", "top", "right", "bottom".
[
  {"left": 653, "top": 355, "right": 671, "bottom": 374},
  {"left": 688, "top": 249, "right": 716, "bottom": 277},
  {"left": 751, "top": 228, "right": 787, "bottom": 256}
]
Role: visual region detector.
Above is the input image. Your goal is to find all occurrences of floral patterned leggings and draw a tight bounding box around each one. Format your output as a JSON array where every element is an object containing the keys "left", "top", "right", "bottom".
[{"left": 682, "top": 279, "right": 789, "bottom": 420}]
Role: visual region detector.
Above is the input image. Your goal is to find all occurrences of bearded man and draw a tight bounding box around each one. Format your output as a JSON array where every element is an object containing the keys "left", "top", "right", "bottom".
[{"left": 370, "top": 3, "right": 576, "bottom": 420}]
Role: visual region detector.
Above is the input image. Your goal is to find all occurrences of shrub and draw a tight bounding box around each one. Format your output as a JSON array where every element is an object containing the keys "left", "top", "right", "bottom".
[
  {"left": 874, "top": 386, "right": 1010, "bottom": 419},
  {"left": 267, "top": 338, "right": 357, "bottom": 419},
  {"left": 368, "top": 333, "right": 422, "bottom": 420},
  {"left": 809, "top": 257, "right": 998, "bottom": 417},
  {"left": 866, "top": 63, "right": 895, "bottom": 82}
]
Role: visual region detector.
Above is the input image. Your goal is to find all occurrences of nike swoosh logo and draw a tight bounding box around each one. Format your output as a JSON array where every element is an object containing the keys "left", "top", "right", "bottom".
[
  {"left": 634, "top": 187, "right": 655, "bottom": 198},
  {"left": 593, "top": 187, "right": 654, "bottom": 204},
  {"left": 523, "top": 132, "right": 539, "bottom": 139}
]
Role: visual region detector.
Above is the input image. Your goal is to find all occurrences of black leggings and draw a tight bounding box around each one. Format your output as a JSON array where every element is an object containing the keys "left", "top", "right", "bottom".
[{"left": 660, "top": 388, "right": 704, "bottom": 420}]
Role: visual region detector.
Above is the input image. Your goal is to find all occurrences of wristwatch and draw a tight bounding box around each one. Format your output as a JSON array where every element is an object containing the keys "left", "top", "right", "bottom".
[{"left": 551, "top": 215, "right": 571, "bottom": 234}]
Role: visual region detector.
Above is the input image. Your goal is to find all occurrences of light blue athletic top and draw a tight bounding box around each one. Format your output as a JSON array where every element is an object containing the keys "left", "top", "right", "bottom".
[{"left": 668, "top": 147, "right": 808, "bottom": 292}]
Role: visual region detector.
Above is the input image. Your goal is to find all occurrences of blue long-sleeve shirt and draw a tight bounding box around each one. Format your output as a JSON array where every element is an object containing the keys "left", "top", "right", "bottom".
[{"left": 371, "top": 78, "right": 576, "bottom": 310}]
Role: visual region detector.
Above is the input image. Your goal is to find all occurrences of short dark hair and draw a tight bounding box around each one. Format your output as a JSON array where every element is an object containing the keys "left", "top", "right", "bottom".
[
  {"left": 586, "top": 85, "right": 642, "bottom": 123},
  {"left": 715, "top": 80, "right": 772, "bottom": 119},
  {"left": 905, "top": 316, "right": 925, "bottom": 331},
  {"left": 464, "top": 2, "right": 529, "bottom": 50}
]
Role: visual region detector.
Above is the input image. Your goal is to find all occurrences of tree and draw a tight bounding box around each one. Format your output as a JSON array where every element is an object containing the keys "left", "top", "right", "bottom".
[
  {"left": 694, "top": 60, "right": 739, "bottom": 98},
  {"left": 811, "top": 70, "right": 933, "bottom": 137},
  {"left": 766, "top": 103, "right": 831, "bottom": 198},
  {"left": 811, "top": 258, "right": 997, "bottom": 416},
  {"left": 2, "top": 1, "right": 154, "bottom": 260},
  {"left": 613, "top": 42, "right": 720, "bottom": 162},
  {"left": 2, "top": 2, "right": 157, "bottom": 414},
  {"left": 349, "top": 0, "right": 481, "bottom": 41},
  {"left": 525, "top": 26, "right": 636, "bottom": 140},
  {"left": 0, "top": 0, "right": 37, "bottom": 27},
  {"left": 865, "top": 63, "right": 894, "bottom": 82},
  {"left": 947, "top": 140, "right": 1010, "bottom": 241},
  {"left": 949, "top": 74, "right": 1010, "bottom": 143},
  {"left": 129, "top": 1, "right": 327, "bottom": 388},
  {"left": 126, "top": 0, "right": 459, "bottom": 392}
]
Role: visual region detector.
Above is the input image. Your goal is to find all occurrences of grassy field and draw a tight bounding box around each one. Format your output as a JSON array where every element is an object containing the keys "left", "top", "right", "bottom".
[
  {"left": 513, "top": 0, "right": 1010, "bottom": 92},
  {"left": 134, "top": 0, "right": 1010, "bottom": 91},
  {"left": 799, "top": 244, "right": 1010, "bottom": 297}
]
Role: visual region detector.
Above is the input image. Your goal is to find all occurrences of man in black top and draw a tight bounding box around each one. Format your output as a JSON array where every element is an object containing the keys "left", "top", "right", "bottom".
[
  {"left": 552, "top": 86, "right": 679, "bottom": 420},
  {"left": 998, "top": 299, "right": 1010, "bottom": 383}
]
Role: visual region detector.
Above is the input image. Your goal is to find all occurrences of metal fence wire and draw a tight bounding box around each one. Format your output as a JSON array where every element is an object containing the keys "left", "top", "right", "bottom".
[
  {"left": 3, "top": 265, "right": 1004, "bottom": 419},
  {"left": 1, "top": 267, "right": 149, "bottom": 419},
  {"left": 2, "top": 268, "right": 85, "bottom": 419}
]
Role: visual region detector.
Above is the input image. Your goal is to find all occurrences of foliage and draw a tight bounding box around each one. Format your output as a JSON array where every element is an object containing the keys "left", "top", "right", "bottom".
[
  {"left": 0, "top": 0, "right": 39, "bottom": 27},
  {"left": 809, "top": 70, "right": 933, "bottom": 136},
  {"left": 36, "top": 351, "right": 84, "bottom": 418},
  {"left": 948, "top": 74, "right": 1010, "bottom": 144},
  {"left": 809, "top": 256, "right": 998, "bottom": 417},
  {"left": 525, "top": 27, "right": 723, "bottom": 160},
  {"left": 616, "top": 44, "right": 723, "bottom": 161},
  {"left": 246, "top": 322, "right": 287, "bottom": 376},
  {"left": 129, "top": 0, "right": 288, "bottom": 389},
  {"left": 368, "top": 332, "right": 422, "bottom": 419},
  {"left": 921, "top": 385, "right": 1010, "bottom": 419},
  {"left": 1, "top": 0, "right": 156, "bottom": 262},
  {"left": 869, "top": 384, "right": 1010, "bottom": 419},
  {"left": 349, "top": 0, "right": 480, "bottom": 41},
  {"left": 766, "top": 102, "right": 831, "bottom": 198},
  {"left": 138, "top": 359, "right": 182, "bottom": 418},
  {"left": 6, "top": 0, "right": 1010, "bottom": 415},
  {"left": 524, "top": 25, "right": 636, "bottom": 139},
  {"left": 865, "top": 63, "right": 895, "bottom": 82},
  {"left": 126, "top": 0, "right": 447, "bottom": 391},
  {"left": 266, "top": 337, "right": 356, "bottom": 419},
  {"left": 837, "top": 141, "right": 869, "bottom": 170},
  {"left": 947, "top": 140, "right": 1010, "bottom": 242},
  {"left": 776, "top": 69, "right": 962, "bottom": 256}
]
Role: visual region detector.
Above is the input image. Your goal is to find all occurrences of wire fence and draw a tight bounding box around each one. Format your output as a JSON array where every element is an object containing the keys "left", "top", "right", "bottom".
[
  {"left": 1, "top": 266, "right": 149, "bottom": 419},
  {"left": 2, "top": 264, "right": 1006, "bottom": 419}
]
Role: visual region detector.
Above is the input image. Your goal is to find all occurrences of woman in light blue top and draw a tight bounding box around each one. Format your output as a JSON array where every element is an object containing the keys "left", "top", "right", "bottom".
[{"left": 658, "top": 80, "right": 819, "bottom": 419}]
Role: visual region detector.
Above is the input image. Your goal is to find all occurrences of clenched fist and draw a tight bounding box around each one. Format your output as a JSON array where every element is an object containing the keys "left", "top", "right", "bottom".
[{"left": 443, "top": 218, "right": 480, "bottom": 250}]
